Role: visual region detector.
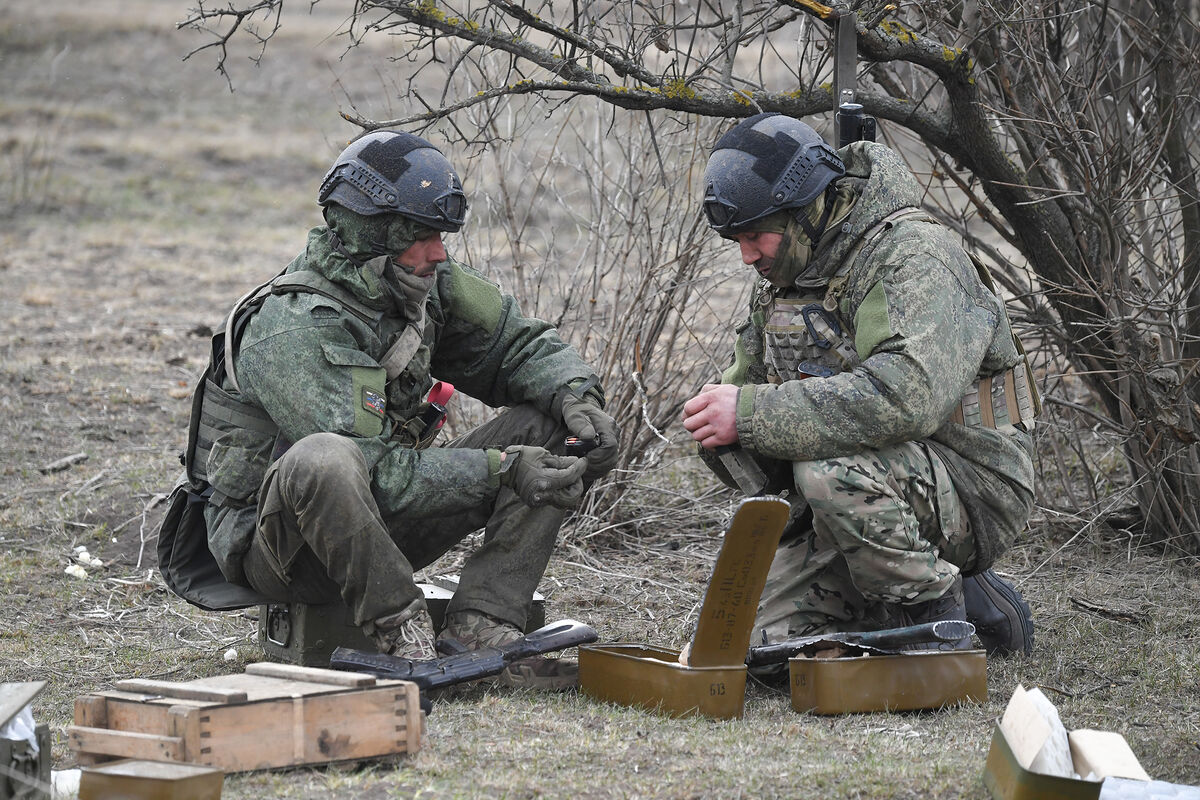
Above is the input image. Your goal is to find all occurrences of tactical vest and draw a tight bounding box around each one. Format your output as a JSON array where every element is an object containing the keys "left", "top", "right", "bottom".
[
  {"left": 184, "top": 269, "right": 433, "bottom": 497},
  {"left": 760, "top": 208, "right": 1040, "bottom": 431}
]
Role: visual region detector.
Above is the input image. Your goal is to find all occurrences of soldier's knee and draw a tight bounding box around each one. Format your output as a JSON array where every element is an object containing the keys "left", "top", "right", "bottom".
[
  {"left": 793, "top": 453, "right": 888, "bottom": 503},
  {"left": 276, "top": 432, "right": 367, "bottom": 495},
  {"left": 792, "top": 458, "right": 847, "bottom": 499}
]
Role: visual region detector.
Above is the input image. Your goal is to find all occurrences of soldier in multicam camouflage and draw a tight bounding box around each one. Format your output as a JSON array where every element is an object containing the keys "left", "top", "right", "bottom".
[
  {"left": 189, "top": 131, "right": 619, "bottom": 689},
  {"left": 683, "top": 114, "right": 1037, "bottom": 665}
]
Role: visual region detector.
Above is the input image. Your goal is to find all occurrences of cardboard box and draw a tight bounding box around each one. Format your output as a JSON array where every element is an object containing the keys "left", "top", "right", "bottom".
[
  {"left": 982, "top": 685, "right": 1200, "bottom": 800},
  {"left": 79, "top": 759, "right": 223, "bottom": 800},
  {"left": 580, "top": 497, "right": 791, "bottom": 719},
  {"left": 789, "top": 648, "right": 987, "bottom": 715},
  {"left": 69, "top": 663, "right": 422, "bottom": 772}
]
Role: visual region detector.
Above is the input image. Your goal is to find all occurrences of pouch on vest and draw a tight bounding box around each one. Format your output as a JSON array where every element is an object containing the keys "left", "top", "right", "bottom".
[
  {"left": 157, "top": 284, "right": 279, "bottom": 612},
  {"left": 157, "top": 471, "right": 268, "bottom": 611}
]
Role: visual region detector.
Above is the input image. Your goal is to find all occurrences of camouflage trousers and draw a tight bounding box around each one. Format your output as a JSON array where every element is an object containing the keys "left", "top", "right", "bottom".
[
  {"left": 240, "top": 404, "right": 571, "bottom": 633},
  {"left": 754, "top": 440, "right": 978, "bottom": 642}
]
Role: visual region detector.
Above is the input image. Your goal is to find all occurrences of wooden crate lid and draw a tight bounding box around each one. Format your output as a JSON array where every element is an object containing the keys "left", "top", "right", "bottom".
[{"left": 106, "top": 664, "right": 388, "bottom": 706}]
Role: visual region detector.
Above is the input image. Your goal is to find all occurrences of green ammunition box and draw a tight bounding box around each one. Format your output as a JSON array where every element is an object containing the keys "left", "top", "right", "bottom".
[
  {"left": 79, "top": 759, "right": 224, "bottom": 800},
  {"left": 258, "top": 599, "right": 373, "bottom": 667}
]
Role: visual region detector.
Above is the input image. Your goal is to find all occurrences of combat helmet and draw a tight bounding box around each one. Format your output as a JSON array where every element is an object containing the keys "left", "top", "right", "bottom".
[
  {"left": 702, "top": 113, "right": 844, "bottom": 238},
  {"left": 318, "top": 131, "right": 467, "bottom": 232}
]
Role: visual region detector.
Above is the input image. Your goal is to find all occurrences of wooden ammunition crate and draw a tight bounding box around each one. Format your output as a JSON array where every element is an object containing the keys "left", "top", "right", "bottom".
[{"left": 68, "top": 663, "right": 423, "bottom": 773}]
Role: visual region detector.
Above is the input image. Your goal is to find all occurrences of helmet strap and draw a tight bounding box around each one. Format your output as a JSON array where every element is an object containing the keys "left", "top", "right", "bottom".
[{"left": 794, "top": 186, "right": 837, "bottom": 245}]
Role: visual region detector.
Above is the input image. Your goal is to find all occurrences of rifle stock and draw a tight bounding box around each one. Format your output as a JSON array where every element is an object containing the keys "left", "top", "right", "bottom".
[
  {"left": 329, "top": 618, "right": 598, "bottom": 690},
  {"left": 745, "top": 620, "right": 975, "bottom": 667}
]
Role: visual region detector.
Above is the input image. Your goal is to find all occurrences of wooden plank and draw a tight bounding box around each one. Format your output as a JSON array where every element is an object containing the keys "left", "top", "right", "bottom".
[
  {"left": 113, "top": 679, "right": 247, "bottom": 704},
  {"left": 395, "top": 683, "right": 424, "bottom": 755},
  {"left": 168, "top": 705, "right": 201, "bottom": 764},
  {"left": 244, "top": 662, "right": 376, "bottom": 687},
  {"left": 189, "top": 673, "right": 357, "bottom": 701},
  {"left": 68, "top": 725, "right": 183, "bottom": 762},
  {"left": 74, "top": 694, "right": 107, "bottom": 728},
  {"left": 105, "top": 698, "right": 171, "bottom": 735}
]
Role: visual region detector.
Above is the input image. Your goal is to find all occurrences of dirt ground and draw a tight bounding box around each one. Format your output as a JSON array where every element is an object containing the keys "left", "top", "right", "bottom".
[{"left": 2, "top": 1, "right": 1199, "bottom": 798}]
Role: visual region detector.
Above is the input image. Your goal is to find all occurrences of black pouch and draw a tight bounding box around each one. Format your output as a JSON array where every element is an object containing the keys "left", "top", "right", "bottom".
[{"left": 157, "top": 473, "right": 268, "bottom": 611}]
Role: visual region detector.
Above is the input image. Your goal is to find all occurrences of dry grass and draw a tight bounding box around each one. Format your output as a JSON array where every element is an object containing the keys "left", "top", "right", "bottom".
[{"left": 1, "top": 1, "right": 1197, "bottom": 798}]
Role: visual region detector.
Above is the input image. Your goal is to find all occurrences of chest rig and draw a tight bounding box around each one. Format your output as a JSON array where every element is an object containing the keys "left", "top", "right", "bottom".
[{"left": 760, "top": 286, "right": 859, "bottom": 383}]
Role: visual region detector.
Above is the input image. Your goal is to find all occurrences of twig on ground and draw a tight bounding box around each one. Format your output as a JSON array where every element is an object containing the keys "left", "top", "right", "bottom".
[
  {"left": 136, "top": 492, "right": 168, "bottom": 569},
  {"left": 1068, "top": 596, "right": 1151, "bottom": 625},
  {"left": 39, "top": 452, "right": 88, "bottom": 474}
]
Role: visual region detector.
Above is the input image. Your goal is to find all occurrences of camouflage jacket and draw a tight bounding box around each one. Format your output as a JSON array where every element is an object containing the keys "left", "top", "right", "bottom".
[
  {"left": 202, "top": 226, "right": 596, "bottom": 581},
  {"left": 720, "top": 142, "right": 1035, "bottom": 562}
]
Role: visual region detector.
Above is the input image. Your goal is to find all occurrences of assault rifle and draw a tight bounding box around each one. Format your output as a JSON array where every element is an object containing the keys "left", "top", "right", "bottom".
[
  {"left": 745, "top": 620, "right": 975, "bottom": 667},
  {"left": 329, "top": 618, "right": 597, "bottom": 691}
]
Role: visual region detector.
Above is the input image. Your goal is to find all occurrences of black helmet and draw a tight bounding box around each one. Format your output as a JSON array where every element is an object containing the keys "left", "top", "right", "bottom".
[
  {"left": 318, "top": 131, "right": 467, "bottom": 232},
  {"left": 702, "top": 113, "right": 844, "bottom": 237}
]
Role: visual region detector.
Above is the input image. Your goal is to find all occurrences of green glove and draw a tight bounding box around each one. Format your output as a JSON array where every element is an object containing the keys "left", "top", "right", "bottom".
[
  {"left": 497, "top": 445, "right": 587, "bottom": 509},
  {"left": 559, "top": 393, "right": 620, "bottom": 479}
]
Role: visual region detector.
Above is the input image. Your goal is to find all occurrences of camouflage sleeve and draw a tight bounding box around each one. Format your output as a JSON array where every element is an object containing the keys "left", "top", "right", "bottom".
[
  {"left": 431, "top": 260, "right": 597, "bottom": 410},
  {"left": 736, "top": 234, "right": 996, "bottom": 462},
  {"left": 237, "top": 293, "right": 501, "bottom": 519},
  {"left": 720, "top": 301, "right": 768, "bottom": 387}
]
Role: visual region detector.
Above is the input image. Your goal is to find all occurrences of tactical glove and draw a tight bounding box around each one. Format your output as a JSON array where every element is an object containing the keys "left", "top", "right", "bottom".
[
  {"left": 498, "top": 445, "right": 587, "bottom": 509},
  {"left": 559, "top": 393, "right": 620, "bottom": 479}
]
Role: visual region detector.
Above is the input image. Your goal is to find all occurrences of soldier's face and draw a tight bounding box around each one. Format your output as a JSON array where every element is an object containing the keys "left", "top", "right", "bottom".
[
  {"left": 733, "top": 231, "right": 783, "bottom": 279},
  {"left": 394, "top": 233, "right": 447, "bottom": 277}
]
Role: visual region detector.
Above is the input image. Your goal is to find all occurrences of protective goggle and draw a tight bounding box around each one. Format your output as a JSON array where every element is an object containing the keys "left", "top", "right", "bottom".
[
  {"left": 702, "top": 186, "right": 741, "bottom": 232},
  {"left": 431, "top": 187, "right": 467, "bottom": 229}
]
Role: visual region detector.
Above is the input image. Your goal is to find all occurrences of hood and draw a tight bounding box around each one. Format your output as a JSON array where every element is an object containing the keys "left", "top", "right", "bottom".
[
  {"left": 292, "top": 207, "right": 436, "bottom": 311},
  {"left": 806, "top": 141, "right": 925, "bottom": 282}
]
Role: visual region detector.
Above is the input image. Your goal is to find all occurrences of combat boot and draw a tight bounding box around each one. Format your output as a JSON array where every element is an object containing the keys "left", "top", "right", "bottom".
[
  {"left": 963, "top": 569, "right": 1034, "bottom": 656},
  {"left": 365, "top": 607, "right": 437, "bottom": 660},
  {"left": 891, "top": 576, "right": 972, "bottom": 650},
  {"left": 437, "top": 610, "right": 579, "bottom": 690}
]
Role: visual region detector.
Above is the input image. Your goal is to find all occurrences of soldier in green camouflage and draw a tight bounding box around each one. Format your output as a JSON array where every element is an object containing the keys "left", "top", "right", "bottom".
[
  {"left": 683, "top": 113, "right": 1037, "bottom": 658},
  {"left": 190, "top": 131, "right": 619, "bottom": 687}
]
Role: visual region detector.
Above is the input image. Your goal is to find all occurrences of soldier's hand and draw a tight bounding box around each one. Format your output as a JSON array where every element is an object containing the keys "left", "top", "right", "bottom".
[
  {"left": 559, "top": 394, "right": 620, "bottom": 478},
  {"left": 498, "top": 445, "right": 587, "bottom": 509},
  {"left": 682, "top": 383, "right": 740, "bottom": 448}
]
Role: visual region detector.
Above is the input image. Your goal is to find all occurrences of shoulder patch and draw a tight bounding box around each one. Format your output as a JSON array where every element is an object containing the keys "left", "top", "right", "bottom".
[{"left": 362, "top": 387, "right": 386, "bottom": 418}]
